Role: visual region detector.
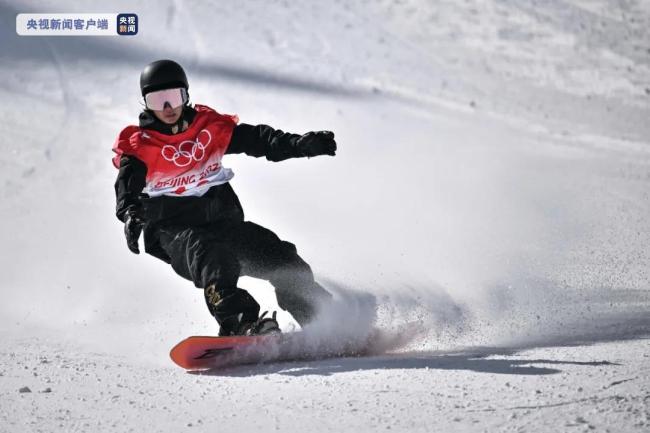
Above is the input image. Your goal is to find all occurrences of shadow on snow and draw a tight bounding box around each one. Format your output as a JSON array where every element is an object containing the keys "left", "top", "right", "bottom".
[{"left": 190, "top": 346, "right": 621, "bottom": 378}]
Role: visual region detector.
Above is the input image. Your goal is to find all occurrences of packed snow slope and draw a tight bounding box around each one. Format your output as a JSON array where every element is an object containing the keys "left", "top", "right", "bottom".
[{"left": 1, "top": 0, "right": 649, "bottom": 432}]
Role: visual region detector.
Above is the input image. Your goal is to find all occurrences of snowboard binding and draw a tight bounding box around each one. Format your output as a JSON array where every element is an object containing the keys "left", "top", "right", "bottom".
[
  {"left": 219, "top": 311, "right": 281, "bottom": 336},
  {"left": 242, "top": 311, "right": 281, "bottom": 336}
]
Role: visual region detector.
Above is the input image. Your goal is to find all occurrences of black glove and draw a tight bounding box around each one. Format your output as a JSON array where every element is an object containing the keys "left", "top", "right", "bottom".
[
  {"left": 296, "top": 130, "right": 337, "bottom": 157},
  {"left": 124, "top": 208, "right": 144, "bottom": 254}
]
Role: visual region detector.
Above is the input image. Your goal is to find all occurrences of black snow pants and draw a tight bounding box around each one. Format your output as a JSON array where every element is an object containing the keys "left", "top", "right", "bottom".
[{"left": 156, "top": 220, "right": 331, "bottom": 327}]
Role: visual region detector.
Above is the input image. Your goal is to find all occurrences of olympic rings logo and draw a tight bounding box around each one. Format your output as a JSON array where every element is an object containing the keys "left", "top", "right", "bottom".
[{"left": 161, "top": 129, "right": 212, "bottom": 167}]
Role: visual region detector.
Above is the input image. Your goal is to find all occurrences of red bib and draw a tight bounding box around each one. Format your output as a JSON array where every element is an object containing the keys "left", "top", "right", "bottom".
[{"left": 113, "top": 105, "right": 239, "bottom": 197}]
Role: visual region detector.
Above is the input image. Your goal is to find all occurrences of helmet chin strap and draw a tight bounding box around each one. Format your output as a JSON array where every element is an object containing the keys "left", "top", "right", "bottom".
[{"left": 170, "top": 105, "right": 190, "bottom": 134}]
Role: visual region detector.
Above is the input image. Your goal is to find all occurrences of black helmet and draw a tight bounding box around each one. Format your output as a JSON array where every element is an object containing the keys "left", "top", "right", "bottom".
[{"left": 140, "top": 59, "right": 189, "bottom": 96}]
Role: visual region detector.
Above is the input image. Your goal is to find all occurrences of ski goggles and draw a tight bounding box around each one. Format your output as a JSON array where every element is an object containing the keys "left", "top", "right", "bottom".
[{"left": 144, "top": 87, "right": 188, "bottom": 111}]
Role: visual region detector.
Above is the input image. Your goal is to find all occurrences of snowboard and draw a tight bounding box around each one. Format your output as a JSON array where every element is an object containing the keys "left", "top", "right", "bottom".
[
  {"left": 170, "top": 324, "right": 422, "bottom": 371},
  {"left": 170, "top": 334, "right": 282, "bottom": 370},
  {"left": 170, "top": 332, "right": 368, "bottom": 371}
]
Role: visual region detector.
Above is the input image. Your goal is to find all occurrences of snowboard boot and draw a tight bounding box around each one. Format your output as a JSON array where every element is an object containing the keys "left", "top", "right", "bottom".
[
  {"left": 217, "top": 311, "right": 281, "bottom": 336},
  {"left": 204, "top": 284, "right": 261, "bottom": 336}
]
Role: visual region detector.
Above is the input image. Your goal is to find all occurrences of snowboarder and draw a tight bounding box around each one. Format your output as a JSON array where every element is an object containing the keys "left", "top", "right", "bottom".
[{"left": 112, "top": 59, "right": 335, "bottom": 336}]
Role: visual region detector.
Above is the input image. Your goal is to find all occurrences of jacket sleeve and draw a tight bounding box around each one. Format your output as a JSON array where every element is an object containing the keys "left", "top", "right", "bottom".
[
  {"left": 226, "top": 123, "right": 306, "bottom": 162},
  {"left": 114, "top": 155, "right": 147, "bottom": 222}
]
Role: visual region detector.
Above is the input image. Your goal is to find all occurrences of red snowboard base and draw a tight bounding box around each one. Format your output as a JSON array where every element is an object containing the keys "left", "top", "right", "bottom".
[
  {"left": 170, "top": 334, "right": 281, "bottom": 370},
  {"left": 170, "top": 324, "right": 422, "bottom": 371}
]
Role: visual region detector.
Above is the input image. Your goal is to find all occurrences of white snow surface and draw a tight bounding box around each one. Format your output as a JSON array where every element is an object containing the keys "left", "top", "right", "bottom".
[{"left": 1, "top": 0, "right": 649, "bottom": 431}]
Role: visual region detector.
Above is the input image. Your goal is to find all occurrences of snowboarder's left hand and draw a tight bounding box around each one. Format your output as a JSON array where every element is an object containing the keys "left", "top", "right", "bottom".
[
  {"left": 297, "top": 131, "right": 337, "bottom": 157},
  {"left": 124, "top": 208, "right": 144, "bottom": 254}
]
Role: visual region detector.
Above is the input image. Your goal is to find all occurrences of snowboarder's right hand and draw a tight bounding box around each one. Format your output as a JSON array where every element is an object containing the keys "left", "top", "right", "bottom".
[
  {"left": 296, "top": 131, "right": 337, "bottom": 158},
  {"left": 124, "top": 208, "right": 144, "bottom": 254}
]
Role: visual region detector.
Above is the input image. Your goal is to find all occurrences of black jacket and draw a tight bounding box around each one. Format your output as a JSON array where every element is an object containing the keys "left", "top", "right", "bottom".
[{"left": 113, "top": 106, "right": 315, "bottom": 260}]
